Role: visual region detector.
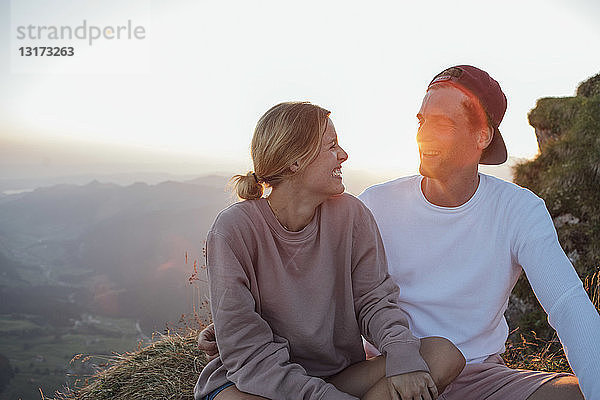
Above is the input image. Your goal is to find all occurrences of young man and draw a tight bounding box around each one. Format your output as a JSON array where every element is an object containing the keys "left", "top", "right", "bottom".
[{"left": 359, "top": 65, "right": 599, "bottom": 400}]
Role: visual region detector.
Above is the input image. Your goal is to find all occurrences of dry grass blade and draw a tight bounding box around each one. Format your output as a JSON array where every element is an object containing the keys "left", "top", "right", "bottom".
[
  {"left": 502, "top": 330, "right": 572, "bottom": 373},
  {"left": 44, "top": 330, "right": 207, "bottom": 400}
]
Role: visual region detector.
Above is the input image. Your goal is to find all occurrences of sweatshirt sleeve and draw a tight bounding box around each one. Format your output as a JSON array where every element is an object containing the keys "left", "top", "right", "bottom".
[
  {"left": 350, "top": 205, "right": 430, "bottom": 377},
  {"left": 513, "top": 197, "right": 600, "bottom": 400},
  {"left": 206, "top": 230, "right": 358, "bottom": 400}
]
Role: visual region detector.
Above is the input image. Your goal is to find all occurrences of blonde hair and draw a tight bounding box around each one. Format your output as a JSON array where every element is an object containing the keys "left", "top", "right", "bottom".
[{"left": 232, "top": 102, "right": 331, "bottom": 200}]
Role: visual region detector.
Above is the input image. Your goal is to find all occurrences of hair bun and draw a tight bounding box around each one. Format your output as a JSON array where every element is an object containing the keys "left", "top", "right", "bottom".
[{"left": 231, "top": 172, "right": 264, "bottom": 200}]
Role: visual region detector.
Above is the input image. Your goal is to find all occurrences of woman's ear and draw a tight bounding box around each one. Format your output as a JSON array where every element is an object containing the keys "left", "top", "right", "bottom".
[{"left": 289, "top": 161, "right": 300, "bottom": 173}]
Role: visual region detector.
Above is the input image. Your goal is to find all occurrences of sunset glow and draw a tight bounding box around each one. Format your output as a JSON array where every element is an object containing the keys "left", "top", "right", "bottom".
[{"left": 1, "top": 0, "right": 599, "bottom": 182}]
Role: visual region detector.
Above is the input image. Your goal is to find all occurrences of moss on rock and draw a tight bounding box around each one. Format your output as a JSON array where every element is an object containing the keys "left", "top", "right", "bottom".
[
  {"left": 577, "top": 72, "right": 600, "bottom": 98},
  {"left": 512, "top": 72, "right": 600, "bottom": 337}
]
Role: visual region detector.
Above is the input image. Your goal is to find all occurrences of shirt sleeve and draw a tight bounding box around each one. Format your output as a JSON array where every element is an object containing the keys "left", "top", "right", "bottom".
[
  {"left": 513, "top": 197, "right": 600, "bottom": 400},
  {"left": 206, "top": 230, "right": 358, "bottom": 400},
  {"left": 351, "top": 205, "right": 431, "bottom": 377}
]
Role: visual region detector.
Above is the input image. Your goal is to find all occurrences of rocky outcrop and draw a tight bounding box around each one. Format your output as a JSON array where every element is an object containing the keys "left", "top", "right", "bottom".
[
  {"left": 577, "top": 73, "right": 600, "bottom": 98},
  {"left": 510, "top": 72, "right": 600, "bottom": 338},
  {"left": 529, "top": 73, "right": 600, "bottom": 150}
]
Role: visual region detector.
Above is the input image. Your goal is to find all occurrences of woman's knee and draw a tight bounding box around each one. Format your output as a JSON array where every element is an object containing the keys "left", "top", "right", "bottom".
[
  {"left": 362, "top": 376, "right": 393, "bottom": 400},
  {"left": 325, "top": 355, "right": 386, "bottom": 398},
  {"left": 419, "top": 336, "right": 465, "bottom": 391}
]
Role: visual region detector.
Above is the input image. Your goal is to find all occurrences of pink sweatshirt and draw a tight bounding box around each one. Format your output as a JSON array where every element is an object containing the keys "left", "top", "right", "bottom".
[{"left": 194, "top": 193, "right": 429, "bottom": 400}]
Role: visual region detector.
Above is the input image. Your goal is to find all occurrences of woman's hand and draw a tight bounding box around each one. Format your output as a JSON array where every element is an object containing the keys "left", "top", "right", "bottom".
[
  {"left": 198, "top": 323, "right": 219, "bottom": 361},
  {"left": 387, "top": 371, "right": 438, "bottom": 400}
]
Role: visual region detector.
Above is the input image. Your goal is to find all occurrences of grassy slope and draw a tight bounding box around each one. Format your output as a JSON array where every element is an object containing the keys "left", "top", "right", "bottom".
[{"left": 45, "top": 330, "right": 207, "bottom": 400}]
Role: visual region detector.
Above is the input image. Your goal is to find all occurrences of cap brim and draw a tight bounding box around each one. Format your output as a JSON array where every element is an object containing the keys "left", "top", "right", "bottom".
[{"left": 480, "top": 127, "right": 507, "bottom": 165}]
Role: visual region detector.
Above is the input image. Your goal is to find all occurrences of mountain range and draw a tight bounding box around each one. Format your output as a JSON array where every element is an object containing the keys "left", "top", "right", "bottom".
[{"left": 0, "top": 175, "right": 233, "bottom": 333}]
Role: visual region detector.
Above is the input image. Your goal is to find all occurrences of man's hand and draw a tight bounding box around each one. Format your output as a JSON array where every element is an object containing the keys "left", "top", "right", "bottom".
[
  {"left": 387, "top": 371, "right": 438, "bottom": 400},
  {"left": 198, "top": 323, "right": 219, "bottom": 361}
]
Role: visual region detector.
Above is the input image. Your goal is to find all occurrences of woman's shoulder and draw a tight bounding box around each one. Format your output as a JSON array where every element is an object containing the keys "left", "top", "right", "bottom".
[
  {"left": 210, "top": 199, "right": 263, "bottom": 235},
  {"left": 322, "top": 192, "right": 374, "bottom": 222}
]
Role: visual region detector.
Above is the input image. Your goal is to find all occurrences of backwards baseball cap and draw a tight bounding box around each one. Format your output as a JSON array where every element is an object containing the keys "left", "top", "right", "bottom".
[{"left": 428, "top": 65, "right": 508, "bottom": 165}]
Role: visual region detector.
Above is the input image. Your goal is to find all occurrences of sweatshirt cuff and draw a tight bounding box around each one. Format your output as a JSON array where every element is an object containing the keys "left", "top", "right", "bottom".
[{"left": 382, "top": 341, "right": 430, "bottom": 377}]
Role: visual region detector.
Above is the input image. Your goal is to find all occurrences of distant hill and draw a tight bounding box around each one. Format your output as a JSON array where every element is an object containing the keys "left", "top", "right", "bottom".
[
  {"left": 0, "top": 172, "right": 205, "bottom": 196},
  {"left": 0, "top": 175, "right": 233, "bottom": 333}
]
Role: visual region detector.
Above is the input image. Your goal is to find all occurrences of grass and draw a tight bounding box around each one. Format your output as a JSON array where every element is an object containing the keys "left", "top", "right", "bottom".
[
  {"left": 43, "top": 330, "right": 208, "bottom": 400},
  {"left": 502, "top": 331, "right": 572, "bottom": 373},
  {"left": 0, "top": 315, "right": 40, "bottom": 333}
]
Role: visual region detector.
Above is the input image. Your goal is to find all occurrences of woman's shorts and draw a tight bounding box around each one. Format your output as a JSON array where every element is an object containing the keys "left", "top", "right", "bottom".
[{"left": 202, "top": 381, "right": 235, "bottom": 400}]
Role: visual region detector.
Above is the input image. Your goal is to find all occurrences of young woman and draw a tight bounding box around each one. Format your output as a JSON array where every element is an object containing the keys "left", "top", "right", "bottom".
[{"left": 194, "top": 102, "right": 465, "bottom": 400}]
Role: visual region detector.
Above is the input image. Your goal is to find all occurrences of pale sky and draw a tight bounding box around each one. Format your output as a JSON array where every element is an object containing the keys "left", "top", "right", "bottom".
[{"left": 1, "top": 0, "right": 599, "bottom": 181}]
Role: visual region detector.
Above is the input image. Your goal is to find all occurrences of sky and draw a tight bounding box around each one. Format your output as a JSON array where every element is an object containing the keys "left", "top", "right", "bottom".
[{"left": 1, "top": 0, "right": 599, "bottom": 183}]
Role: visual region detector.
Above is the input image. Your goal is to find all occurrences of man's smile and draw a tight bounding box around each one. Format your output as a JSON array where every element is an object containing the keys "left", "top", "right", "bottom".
[{"left": 421, "top": 150, "right": 441, "bottom": 157}]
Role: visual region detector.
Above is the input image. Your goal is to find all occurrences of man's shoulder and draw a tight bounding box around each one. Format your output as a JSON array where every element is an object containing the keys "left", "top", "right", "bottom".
[
  {"left": 359, "top": 175, "right": 419, "bottom": 201},
  {"left": 480, "top": 173, "right": 543, "bottom": 206}
]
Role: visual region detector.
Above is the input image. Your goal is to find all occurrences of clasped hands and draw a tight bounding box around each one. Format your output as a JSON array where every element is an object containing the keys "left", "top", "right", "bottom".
[{"left": 198, "top": 323, "right": 438, "bottom": 400}]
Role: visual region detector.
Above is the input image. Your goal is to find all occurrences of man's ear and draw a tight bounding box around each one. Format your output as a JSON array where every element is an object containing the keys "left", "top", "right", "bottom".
[
  {"left": 478, "top": 126, "right": 493, "bottom": 150},
  {"left": 289, "top": 161, "right": 300, "bottom": 173}
]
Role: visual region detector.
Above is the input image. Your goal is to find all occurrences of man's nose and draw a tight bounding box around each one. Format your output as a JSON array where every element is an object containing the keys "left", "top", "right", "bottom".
[{"left": 416, "top": 124, "right": 430, "bottom": 145}]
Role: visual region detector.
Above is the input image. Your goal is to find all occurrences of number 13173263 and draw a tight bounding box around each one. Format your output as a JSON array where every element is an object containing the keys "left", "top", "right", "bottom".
[{"left": 19, "top": 47, "right": 75, "bottom": 56}]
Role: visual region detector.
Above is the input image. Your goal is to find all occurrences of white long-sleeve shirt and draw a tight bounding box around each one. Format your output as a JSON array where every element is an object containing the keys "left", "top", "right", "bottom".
[{"left": 359, "top": 173, "right": 600, "bottom": 400}]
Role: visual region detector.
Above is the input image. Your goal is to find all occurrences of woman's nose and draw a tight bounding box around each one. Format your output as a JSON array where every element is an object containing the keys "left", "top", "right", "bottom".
[{"left": 338, "top": 146, "right": 348, "bottom": 163}]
